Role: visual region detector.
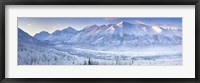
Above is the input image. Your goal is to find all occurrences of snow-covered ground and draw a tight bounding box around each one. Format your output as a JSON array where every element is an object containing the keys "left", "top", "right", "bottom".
[{"left": 18, "top": 42, "right": 182, "bottom": 65}]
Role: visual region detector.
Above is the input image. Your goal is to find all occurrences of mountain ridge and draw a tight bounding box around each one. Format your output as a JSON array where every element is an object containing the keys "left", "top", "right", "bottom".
[{"left": 21, "top": 21, "right": 182, "bottom": 47}]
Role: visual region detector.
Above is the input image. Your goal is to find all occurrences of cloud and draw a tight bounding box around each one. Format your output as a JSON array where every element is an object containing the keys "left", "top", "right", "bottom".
[
  {"left": 135, "top": 20, "right": 145, "bottom": 24},
  {"left": 105, "top": 18, "right": 118, "bottom": 21}
]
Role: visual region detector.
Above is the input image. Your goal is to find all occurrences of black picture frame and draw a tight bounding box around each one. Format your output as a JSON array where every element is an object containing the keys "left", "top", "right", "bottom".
[{"left": 0, "top": 0, "right": 199, "bottom": 83}]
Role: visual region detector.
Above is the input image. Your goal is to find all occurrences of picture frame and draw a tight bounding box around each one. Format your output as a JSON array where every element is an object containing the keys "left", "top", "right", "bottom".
[{"left": 0, "top": 0, "right": 199, "bottom": 83}]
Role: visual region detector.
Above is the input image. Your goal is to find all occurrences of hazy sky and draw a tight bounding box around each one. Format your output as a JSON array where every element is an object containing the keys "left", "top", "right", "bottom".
[{"left": 18, "top": 17, "right": 182, "bottom": 36}]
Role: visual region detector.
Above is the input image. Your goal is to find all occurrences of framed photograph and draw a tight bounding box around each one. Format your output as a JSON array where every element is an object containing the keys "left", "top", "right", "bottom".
[{"left": 0, "top": 0, "right": 199, "bottom": 83}]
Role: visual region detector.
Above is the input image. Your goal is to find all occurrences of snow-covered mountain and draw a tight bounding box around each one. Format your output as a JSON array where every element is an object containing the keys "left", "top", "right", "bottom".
[
  {"left": 35, "top": 27, "right": 78, "bottom": 44},
  {"left": 18, "top": 28, "right": 49, "bottom": 46},
  {"left": 32, "top": 21, "right": 182, "bottom": 47},
  {"left": 18, "top": 28, "right": 40, "bottom": 44},
  {"left": 34, "top": 31, "right": 50, "bottom": 40},
  {"left": 69, "top": 21, "right": 182, "bottom": 47}
]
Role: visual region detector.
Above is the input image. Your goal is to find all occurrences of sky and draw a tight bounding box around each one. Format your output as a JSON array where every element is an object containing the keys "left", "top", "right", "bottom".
[{"left": 18, "top": 17, "right": 182, "bottom": 36}]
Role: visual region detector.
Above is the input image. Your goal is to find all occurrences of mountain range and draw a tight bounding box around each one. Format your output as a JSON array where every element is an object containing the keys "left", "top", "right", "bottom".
[{"left": 19, "top": 21, "right": 182, "bottom": 47}]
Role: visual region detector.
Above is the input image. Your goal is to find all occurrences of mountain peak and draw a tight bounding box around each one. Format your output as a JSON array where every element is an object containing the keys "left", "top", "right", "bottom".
[
  {"left": 151, "top": 25, "right": 162, "bottom": 33},
  {"left": 117, "top": 21, "right": 132, "bottom": 27},
  {"left": 39, "top": 31, "right": 50, "bottom": 34},
  {"left": 62, "top": 27, "right": 76, "bottom": 31},
  {"left": 67, "top": 26, "right": 73, "bottom": 29},
  {"left": 100, "top": 25, "right": 106, "bottom": 27},
  {"left": 90, "top": 25, "right": 98, "bottom": 27},
  {"left": 34, "top": 31, "right": 50, "bottom": 40},
  {"left": 117, "top": 21, "right": 125, "bottom": 24},
  {"left": 50, "top": 27, "right": 78, "bottom": 36}
]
